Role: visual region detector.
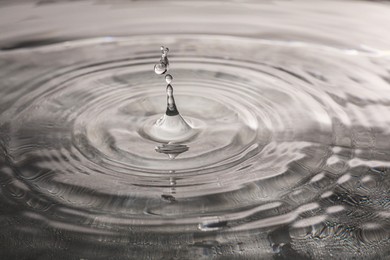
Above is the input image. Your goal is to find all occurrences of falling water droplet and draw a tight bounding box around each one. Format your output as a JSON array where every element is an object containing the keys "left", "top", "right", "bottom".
[
  {"left": 165, "top": 74, "right": 173, "bottom": 84},
  {"left": 154, "top": 46, "right": 170, "bottom": 75},
  {"left": 154, "top": 63, "right": 167, "bottom": 75}
]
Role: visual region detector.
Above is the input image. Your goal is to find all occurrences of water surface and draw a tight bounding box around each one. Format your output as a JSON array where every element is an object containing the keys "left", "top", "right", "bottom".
[{"left": 1, "top": 1, "right": 390, "bottom": 259}]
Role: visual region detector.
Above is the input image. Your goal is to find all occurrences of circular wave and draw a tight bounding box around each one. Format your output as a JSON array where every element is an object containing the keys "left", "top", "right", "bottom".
[{"left": 1, "top": 30, "right": 390, "bottom": 259}]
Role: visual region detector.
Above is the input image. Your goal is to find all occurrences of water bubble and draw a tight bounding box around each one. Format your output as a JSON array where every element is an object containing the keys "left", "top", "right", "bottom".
[{"left": 165, "top": 74, "right": 173, "bottom": 84}]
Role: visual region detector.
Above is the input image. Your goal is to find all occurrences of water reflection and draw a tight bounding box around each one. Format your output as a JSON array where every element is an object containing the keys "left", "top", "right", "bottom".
[{"left": 155, "top": 142, "right": 189, "bottom": 159}]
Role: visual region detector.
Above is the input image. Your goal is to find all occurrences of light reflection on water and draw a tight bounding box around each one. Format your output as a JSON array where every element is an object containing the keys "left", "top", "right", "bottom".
[{"left": 0, "top": 1, "right": 390, "bottom": 259}]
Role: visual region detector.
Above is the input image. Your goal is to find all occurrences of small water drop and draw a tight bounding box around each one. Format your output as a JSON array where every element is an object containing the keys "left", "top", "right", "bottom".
[
  {"left": 154, "top": 46, "right": 170, "bottom": 75},
  {"left": 154, "top": 63, "right": 167, "bottom": 75},
  {"left": 165, "top": 74, "right": 173, "bottom": 84}
]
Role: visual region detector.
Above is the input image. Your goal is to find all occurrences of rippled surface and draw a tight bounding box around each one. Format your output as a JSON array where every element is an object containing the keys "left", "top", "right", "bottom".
[{"left": 1, "top": 1, "right": 390, "bottom": 259}]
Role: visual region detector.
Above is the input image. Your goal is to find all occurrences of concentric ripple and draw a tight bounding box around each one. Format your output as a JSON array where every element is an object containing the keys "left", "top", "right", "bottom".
[{"left": 1, "top": 1, "right": 390, "bottom": 259}]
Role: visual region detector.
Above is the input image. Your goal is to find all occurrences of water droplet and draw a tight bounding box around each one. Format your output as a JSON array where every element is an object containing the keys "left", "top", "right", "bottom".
[
  {"left": 154, "top": 46, "right": 170, "bottom": 75},
  {"left": 147, "top": 46, "right": 194, "bottom": 143},
  {"left": 165, "top": 74, "right": 173, "bottom": 84},
  {"left": 154, "top": 63, "right": 167, "bottom": 75}
]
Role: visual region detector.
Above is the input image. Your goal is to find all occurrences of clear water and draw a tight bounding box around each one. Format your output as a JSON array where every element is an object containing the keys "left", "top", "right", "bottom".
[{"left": 1, "top": 1, "right": 390, "bottom": 259}]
